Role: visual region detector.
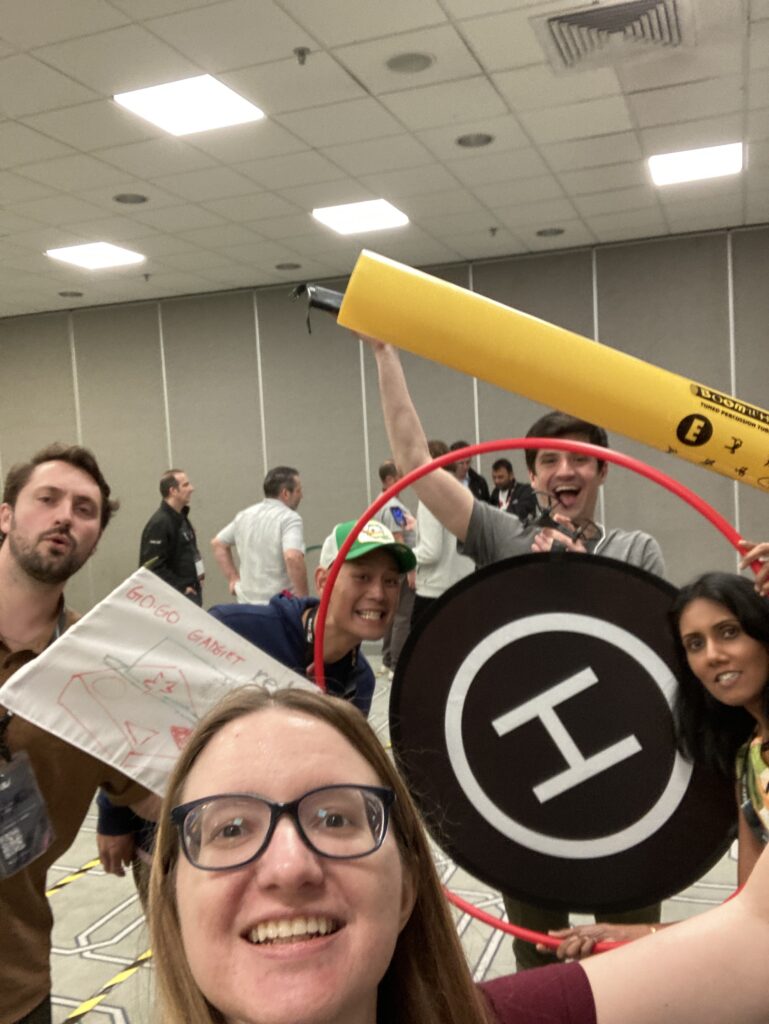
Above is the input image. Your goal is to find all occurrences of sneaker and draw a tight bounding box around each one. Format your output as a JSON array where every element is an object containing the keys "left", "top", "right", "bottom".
[
  {"left": 377, "top": 664, "right": 390, "bottom": 676},
  {"left": 387, "top": 669, "right": 395, "bottom": 681}
]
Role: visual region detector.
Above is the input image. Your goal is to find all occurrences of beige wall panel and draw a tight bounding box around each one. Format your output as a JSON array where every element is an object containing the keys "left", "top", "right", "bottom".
[
  {"left": 256, "top": 279, "right": 364, "bottom": 562},
  {"left": 362, "top": 263, "right": 474, "bottom": 519},
  {"left": 161, "top": 290, "right": 263, "bottom": 608},
  {"left": 596, "top": 234, "right": 736, "bottom": 585},
  {"left": 731, "top": 226, "right": 769, "bottom": 551},
  {"left": 73, "top": 302, "right": 165, "bottom": 607},
  {"left": 471, "top": 250, "right": 595, "bottom": 485}
]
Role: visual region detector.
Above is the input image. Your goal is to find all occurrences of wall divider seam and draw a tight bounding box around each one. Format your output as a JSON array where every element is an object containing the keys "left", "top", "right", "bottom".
[
  {"left": 157, "top": 301, "right": 173, "bottom": 467},
  {"left": 252, "top": 289, "right": 269, "bottom": 478},
  {"left": 358, "top": 337, "right": 372, "bottom": 509}
]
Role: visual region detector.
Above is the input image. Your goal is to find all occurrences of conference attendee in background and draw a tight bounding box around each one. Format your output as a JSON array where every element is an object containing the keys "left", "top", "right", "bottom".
[
  {"left": 0, "top": 443, "right": 154, "bottom": 1024},
  {"left": 449, "top": 440, "right": 490, "bottom": 503},
  {"left": 411, "top": 441, "right": 474, "bottom": 631},
  {"left": 373, "top": 460, "right": 416, "bottom": 681},
  {"left": 139, "top": 468, "right": 203, "bottom": 606},
  {"left": 489, "top": 457, "right": 538, "bottom": 522},
  {"left": 209, "top": 520, "right": 415, "bottom": 718},
  {"left": 211, "top": 466, "right": 307, "bottom": 604}
]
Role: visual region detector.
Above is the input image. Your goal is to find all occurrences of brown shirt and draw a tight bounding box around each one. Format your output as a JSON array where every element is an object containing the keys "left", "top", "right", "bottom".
[{"left": 0, "top": 614, "right": 149, "bottom": 1023}]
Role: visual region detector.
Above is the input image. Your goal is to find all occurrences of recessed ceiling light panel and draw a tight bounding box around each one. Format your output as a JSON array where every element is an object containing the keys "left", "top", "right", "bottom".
[
  {"left": 648, "top": 142, "right": 743, "bottom": 186},
  {"left": 114, "top": 75, "right": 264, "bottom": 136},
  {"left": 312, "top": 199, "right": 409, "bottom": 235},
  {"left": 46, "top": 242, "right": 146, "bottom": 270}
]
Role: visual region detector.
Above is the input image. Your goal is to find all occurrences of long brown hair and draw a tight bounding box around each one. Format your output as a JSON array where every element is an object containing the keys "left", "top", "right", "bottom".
[{"left": 149, "top": 686, "right": 492, "bottom": 1024}]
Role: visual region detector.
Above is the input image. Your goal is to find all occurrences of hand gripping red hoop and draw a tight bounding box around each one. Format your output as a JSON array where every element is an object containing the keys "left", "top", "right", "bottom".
[{"left": 313, "top": 438, "right": 758, "bottom": 954}]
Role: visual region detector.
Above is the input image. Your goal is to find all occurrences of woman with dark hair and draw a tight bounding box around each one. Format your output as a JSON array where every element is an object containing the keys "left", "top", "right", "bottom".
[
  {"left": 551, "top": 571, "right": 769, "bottom": 959},
  {"left": 149, "top": 683, "right": 769, "bottom": 1024}
]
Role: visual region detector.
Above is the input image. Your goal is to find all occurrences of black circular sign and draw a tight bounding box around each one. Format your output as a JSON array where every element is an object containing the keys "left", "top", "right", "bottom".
[
  {"left": 676, "top": 414, "right": 713, "bottom": 447},
  {"left": 390, "top": 554, "right": 734, "bottom": 912}
]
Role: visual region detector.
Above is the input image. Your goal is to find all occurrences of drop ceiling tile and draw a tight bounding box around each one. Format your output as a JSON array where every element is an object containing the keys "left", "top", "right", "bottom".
[
  {"left": 656, "top": 175, "right": 744, "bottom": 208},
  {"left": 441, "top": 0, "right": 530, "bottom": 15},
  {"left": 585, "top": 209, "right": 669, "bottom": 244},
  {"left": 494, "top": 64, "right": 622, "bottom": 112},
  {"left": 445, "top": 148, "right": 549, "bottom": 187},
  {"left": 628, "top": 77, "right": 744, "bottom": 129},
  {"left": 10, "top": 226, "right": 89, "bottom": 251},
  {"left": 22, "top": 101, "right": 160, "bottom": 151},
  {"left": 573, "top": 186, "right": 661, "bottom": 217},
  {"left": 747, "top": 107, "right": 769, "bottom": 141},
  {"left": 748, "top": 69, "right": 769, "bottom": 108},
  {"left": 178, "top": 223, "right": 262, "bottom": 247},
  {"left": 0, "top": 171, "right": 56, "bottom": 202},
  {"left": 365, "top": 232, "right": 460, "bottom": 269},
  {"left": 358, "top": 163, "right": 459, "bottom": 199},
  {"left": 380, "top": 77, "right": 507, "bottom": 131},
  {"left": 278, "top": 230, "right": 359, "bottom": 258},
  {"left": 277, "top": 179, "right": 373, "bottom": 210},
  {"left": 223, "top": 53, "right": 364, "bottom": 115},
  {"left": 0, "top": 123, "right": 74, "bottom": 168},
  {"left": 16, "top": 154, "right": 130, "bottom": 190},
  {"left": 32, "top": 25, "right": 200, "bottom": 95},
  {"left": 750, "top": 18, "right": 769, "bottom": 70},
  {"left": 277, "top": 98, "right": 402, "bottom": 147},
  {"left": 527, "top": 220, "right": 595, "bottom": 250},
  {"left": 65, "top": 216, "right": 161, "bottom": 242},
  {"left": 217, "top": 239, "right": 305, "bottom": 265},
  {"left": 127, "top": 234, "right": 197, "bottom": 257},
  {"left": 0, "top": 56, "right": 98, "bottom": 117},
  {"left": 641, "top": 113, "right": 743, "bottom": 153},
  {"left": 416, "top": 208, "right": 498, "bottom": 236},
  {"left": 617, "top": 39, "right": 742, "bottom": 92},
  {"left": 665, "top": 203, "right": 744, "bottom": 232},
  {"left": 188, "top": 121, "right": 308, "bottom": 162},
  {"left": 152, "top": 166, "right": 258, "bottom": 202},
  {"left": 96, "top": 138, "right": 218, "bottom": 178},
  {"left": 146, "top": 0, "right": 314, "bottom": 73},
  {"left": 495, "top": 196, "right": 583, "bottom": 229},
  {"left": 746, "top": 139, "right": 769, "bottom": 168},
  {"left": 248, "top": 213, "right": 322, "bottom": 239},
  {"left": 440, "top": 227, "right": 527, "bottom": 260},
  {"left": 13, "top": 195, "right": 109, "bottom": 226},
  {"left": 320, "top": 135, "right": 434, "bottom": 176},
  {"left": 333, "top": 24, "right": 482, "bottom": 95},
  {"left": 160, "top": 249, "right": 238, "bottom": 271},
  {"left": 559, "top": 162, "right": 649, "bottom": 196},
  {"left": 0, "top": 211, "right": 47, "bottom": 234},
  {"left": 401, "top": 188, "right": 487, "bottom": 219},
  {"left": 0, "top": 0, "right": 128, "bottom": 48},
  {"left": 416, "top": 114, "right": 529, "bottom": 160},
  {"left": 237, "top": 150, "right": 345, "bottom": 190},
  {"left": 278, "top": 0, "right": 447, "bottom": 48},
  {"left": 132, "top": 204, "right": 225, "bottom": 232},
  {"left": 74, "top": 180, "right": 183, "bottom": 212},
  {"left": 541, "top": 132, "right": 644, "bottom": 172},
  {"left": 473, "top": 175, "right": 565, "bottom": 207},
  {"left": 519, "top": 96, "right": 633, "bottom": 145},
  {"left": 203, "top": 192, "right": 302, "bottom": 220},
  {"left": 458, "top": 7, "right": 558, "bottom": 73},
  {"left": 110, "top": 0, "right": 221, "bottom": 16},
  {"left": 198, "top": 264, "right": 275, "bottom": 286},
  {"left": 746, "top": 190, "right": 769, "bottom": 220}
]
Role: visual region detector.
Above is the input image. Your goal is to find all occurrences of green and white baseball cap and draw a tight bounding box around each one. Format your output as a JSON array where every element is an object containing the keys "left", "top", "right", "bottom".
[{"left": 319, "top": 519, "right": 416, "bottom": 572}]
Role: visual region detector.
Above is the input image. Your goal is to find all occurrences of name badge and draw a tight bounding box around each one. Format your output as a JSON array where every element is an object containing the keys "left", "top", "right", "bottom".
[
  {"left": 0, "top": 752, "right": 55, "bottom": 878},
  {"left": 195, "top": 557, "right": 205, "bottom": 580}
]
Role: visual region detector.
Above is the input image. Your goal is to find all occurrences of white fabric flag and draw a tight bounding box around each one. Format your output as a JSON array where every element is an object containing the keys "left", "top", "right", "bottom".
[{"left": 1, "top": 568, "right": 315, "bottom": 794}]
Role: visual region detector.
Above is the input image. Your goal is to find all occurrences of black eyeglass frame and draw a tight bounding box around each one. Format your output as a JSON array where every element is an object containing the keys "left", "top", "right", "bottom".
[
  {"left": 171, "top": 783, "right": 396, "bottom": 871},
  {"left": 527, "top": 490, "right": 602, "bottom": 545}
]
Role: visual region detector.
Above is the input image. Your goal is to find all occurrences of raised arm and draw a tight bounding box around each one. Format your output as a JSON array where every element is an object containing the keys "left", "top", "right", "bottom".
[
  {"left": 369, "top": 339, "right": 474, "bottom": 543},
  {"left": 583, "top": 839, "right": 769, "bottom": 1024}
]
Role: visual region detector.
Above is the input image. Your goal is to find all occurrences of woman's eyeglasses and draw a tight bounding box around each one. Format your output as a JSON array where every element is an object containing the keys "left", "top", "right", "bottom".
[{"left": 171, "top": 784, "right": 395, "bottom": 871}]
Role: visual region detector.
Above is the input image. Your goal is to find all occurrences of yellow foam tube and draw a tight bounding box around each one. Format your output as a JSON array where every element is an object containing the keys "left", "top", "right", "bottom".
[{"left": 338, "top": 250, "right": 769, "bottom": 493}]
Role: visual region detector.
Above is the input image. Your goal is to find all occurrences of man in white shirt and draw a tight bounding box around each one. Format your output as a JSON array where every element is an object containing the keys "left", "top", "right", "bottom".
[{"left": 211, "top": 466, "right": 308, "bottom": 604}]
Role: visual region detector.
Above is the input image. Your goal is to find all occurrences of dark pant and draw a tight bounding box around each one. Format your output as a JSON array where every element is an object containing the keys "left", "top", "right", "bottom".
[
  {"left": 15, "top": 997, "right": 51, "bottom": 1024},
  {"left": 410, "top": 593, "right": 436, "bottom": 630},
  {"left": 381, "top": 578, "right": 415, "bottom": 670},
  {"left": 503, "top": 894, "right": 662, "bottom": 971}
]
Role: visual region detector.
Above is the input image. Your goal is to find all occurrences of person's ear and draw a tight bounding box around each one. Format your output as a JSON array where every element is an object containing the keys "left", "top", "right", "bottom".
[
  {"left": 598, "top": 462, "right": 608, "bottom": 484},
  {"left": 0, "top": 502, "right": 12, "bottom": 535},
  {"left": 314, "top": 565, "right": 328, "bottom": 596}
]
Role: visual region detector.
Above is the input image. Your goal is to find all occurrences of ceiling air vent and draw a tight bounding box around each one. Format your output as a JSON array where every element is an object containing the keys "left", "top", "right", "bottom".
[{"left": 531, "top": 0, "right": 694, "bottom": 73}]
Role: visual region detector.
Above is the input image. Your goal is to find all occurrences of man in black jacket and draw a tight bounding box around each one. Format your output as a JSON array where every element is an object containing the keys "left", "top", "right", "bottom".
[
  {"left": 139, "top": 468, "right": 203, "bottom": 605},
  {"left": 450, "top": 440, "right": 490, "bottom": 502}
]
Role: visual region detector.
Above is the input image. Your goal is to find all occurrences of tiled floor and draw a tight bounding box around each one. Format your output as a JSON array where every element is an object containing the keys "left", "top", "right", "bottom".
[{"left": 48, "top": 655, "right": 738, "bottom": 1021}]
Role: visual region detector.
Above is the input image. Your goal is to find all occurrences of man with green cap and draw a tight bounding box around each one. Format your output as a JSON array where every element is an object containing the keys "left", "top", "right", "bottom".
[{"left": 209, "top": 519, "right": 415, "bottom": 716}]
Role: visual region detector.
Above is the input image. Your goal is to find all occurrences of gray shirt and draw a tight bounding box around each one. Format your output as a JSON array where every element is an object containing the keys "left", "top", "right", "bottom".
[{"left": 461, "top": 499, "right": 665, "bottom": 577}]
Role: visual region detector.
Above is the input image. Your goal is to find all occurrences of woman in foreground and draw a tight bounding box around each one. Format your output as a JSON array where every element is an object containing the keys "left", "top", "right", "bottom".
[
  {"left": 550, "top": 571, "right": 769, "bottom": 959},
  {"left": 149, "top": 685, "right": 769, "bottom": 1024}
]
